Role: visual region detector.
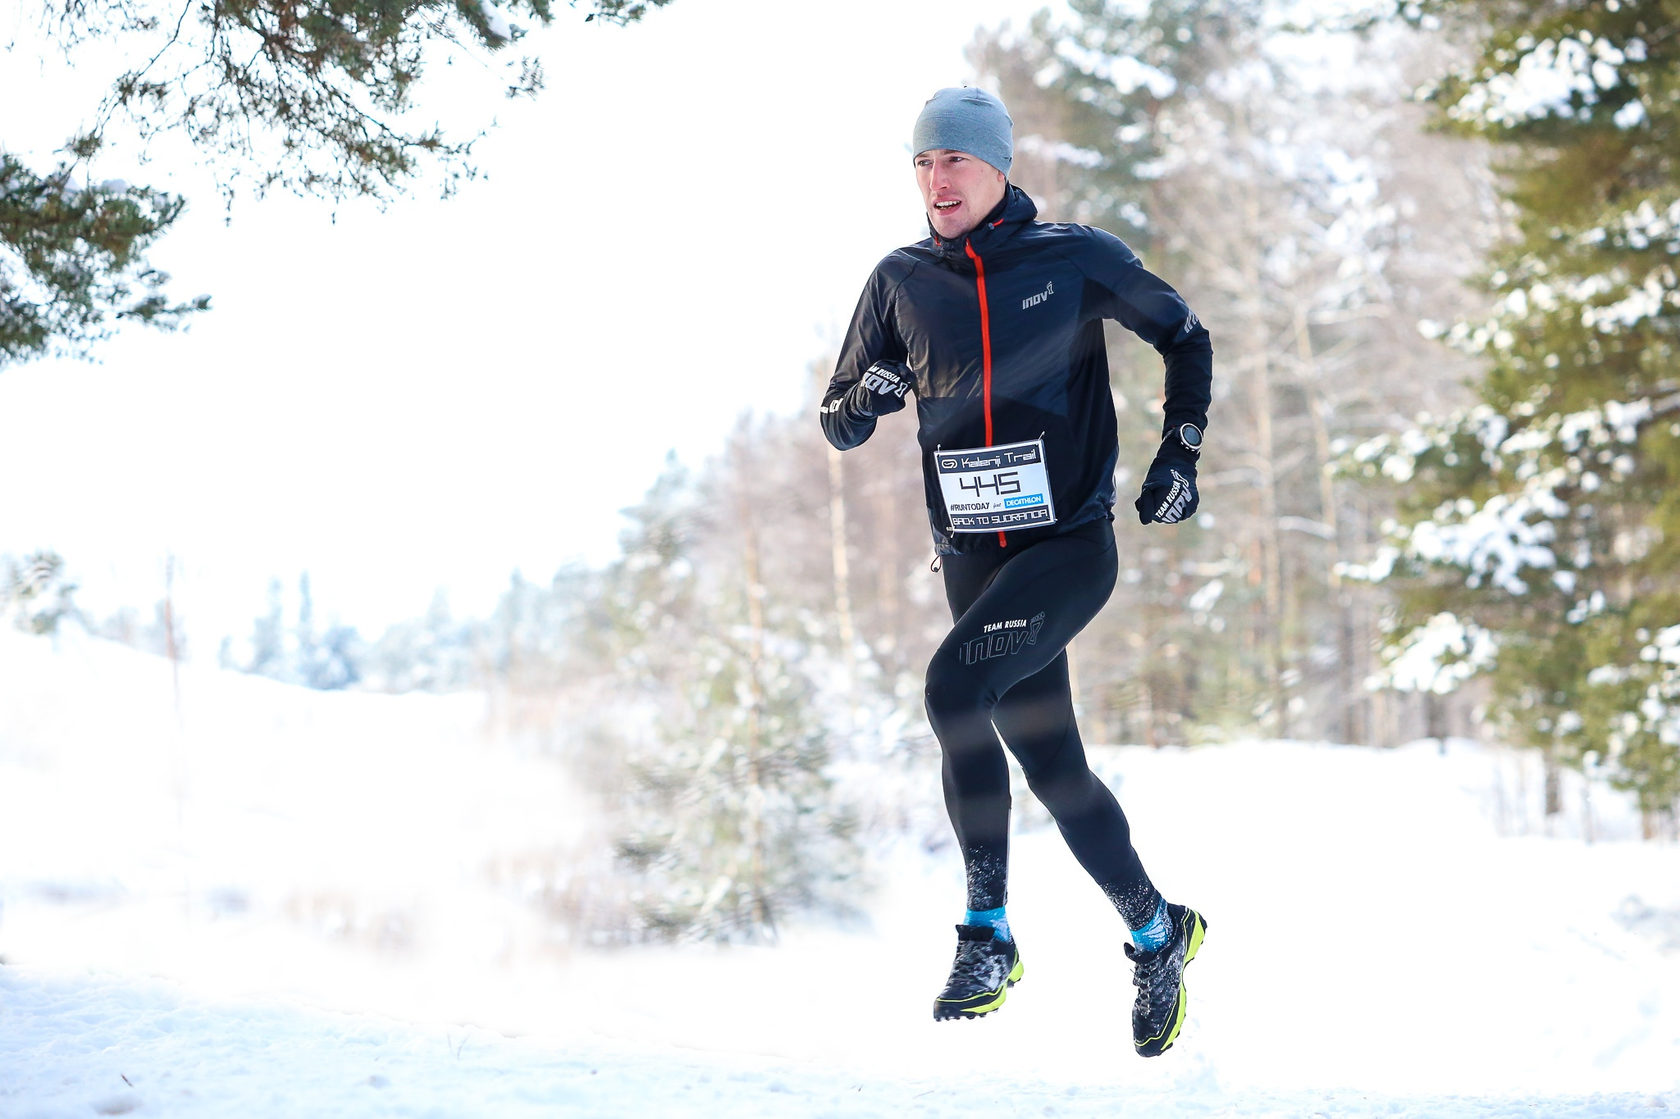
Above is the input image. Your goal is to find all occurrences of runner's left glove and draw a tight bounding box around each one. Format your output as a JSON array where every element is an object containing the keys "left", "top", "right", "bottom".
[
  {"left": 1135, "top": 443, "right": 1199, "bottom": 525},
  {"left": 843, "top": 360, "right": 912, "bottom": 421}
]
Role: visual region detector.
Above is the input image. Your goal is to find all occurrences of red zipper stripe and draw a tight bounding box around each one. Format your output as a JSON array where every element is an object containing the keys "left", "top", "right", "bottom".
[
  {"left": 964, "top": 240, "right": 1007, "bottom": 547},
  {"left": 964, "top": 241, "right": 994, "bottom": 444}
]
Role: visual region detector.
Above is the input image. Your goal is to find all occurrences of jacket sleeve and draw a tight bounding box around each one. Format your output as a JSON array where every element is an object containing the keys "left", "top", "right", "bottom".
[
  {"left": 1082, "top": 228, "right": 1213, "bottom": 440},
  {"left": 821, "top": 260, "right": 909, "bottom": 451}
]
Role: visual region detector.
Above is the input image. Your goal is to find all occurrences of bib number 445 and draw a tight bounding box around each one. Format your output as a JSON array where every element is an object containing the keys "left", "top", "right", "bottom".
[
  {"left": 936, "top": 439, "right": 1057, "bottom": 533},
  {"left": 960, "top": 471, "right": 1022, "bottom": 497}
]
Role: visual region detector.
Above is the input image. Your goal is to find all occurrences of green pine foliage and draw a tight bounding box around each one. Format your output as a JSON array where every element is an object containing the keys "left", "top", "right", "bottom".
[
  {"left": 0, "top": 148, "right": 208, "bottom": 365},
  {"left": 3, "top": 0, "right": 670, "bottom": 367},
  {"left": 44, "top": 0, "right": 564, "bottom": 204},
  {"left": 1348, "top": 0, "right": 1680, "bottom": 829}
]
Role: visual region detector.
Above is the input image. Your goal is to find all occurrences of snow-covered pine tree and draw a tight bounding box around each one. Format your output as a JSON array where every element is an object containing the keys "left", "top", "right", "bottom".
[
  {"left": 222, "top": 573, "right": 366, "bottom": 689},
  {"left": 605, "top": 456, "right": 861, "bottom": 943},
  {"left": 1346, "top": 0, "right": 1680, "bottom": 835},
  {"left": 971, "top": 0, "right": 1492, "bottom": 744},
  {"left": 970, "top": 0, "right": 1228, "bottom": 746},
  {"left": 240, "top": 578, "right": 288, "bottom": 679},
  {"left": 1, "top": 550, "right": 79, "bottom": 635},
  {"left": 361, "top": 589, "right": 478, "bottom": 693}
]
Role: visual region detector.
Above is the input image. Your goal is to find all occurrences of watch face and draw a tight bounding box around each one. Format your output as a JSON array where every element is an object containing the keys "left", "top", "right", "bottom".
[{"left": 1179, "top": 423, "right": 1203, "bottom": 451}]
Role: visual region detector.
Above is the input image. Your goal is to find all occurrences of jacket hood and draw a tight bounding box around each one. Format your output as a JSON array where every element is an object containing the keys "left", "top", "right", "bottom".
[{"left": 927, "top": 183, "right": 1039, "bottom": 260}]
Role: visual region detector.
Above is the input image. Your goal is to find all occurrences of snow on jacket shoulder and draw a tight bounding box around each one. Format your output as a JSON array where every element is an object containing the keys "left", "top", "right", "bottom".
[{"left": 821, "top": 186, "right": 1212, "bottom": 555}]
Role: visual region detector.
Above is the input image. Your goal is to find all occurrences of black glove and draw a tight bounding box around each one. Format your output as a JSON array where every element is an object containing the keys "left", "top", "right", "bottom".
[
  {"left": 843, "top": 360, "right": 912, "bottom": 421},
  {"left": 1134, "top": 444, "right": 1199, "bottom": 525}
]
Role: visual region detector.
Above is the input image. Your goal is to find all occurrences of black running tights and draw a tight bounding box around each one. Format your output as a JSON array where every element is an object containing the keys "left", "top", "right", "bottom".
[{"left": 924, "top": 518, "right": 1161, "bottom": 927}]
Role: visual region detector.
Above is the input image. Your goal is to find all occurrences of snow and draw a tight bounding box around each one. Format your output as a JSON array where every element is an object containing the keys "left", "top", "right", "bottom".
[
  {"left": 1582, "top": 275, "right": 1670, "bottom": 331},
  {"left": 477, "top": 0, "right": 513, "bottom": 42},
  {"left": 1608, "top": 199, "right": 1680, "bottom": 252},
  {"left": 1613, "top": 99, "right": 1647, "bottom": 129},
  {"left": 1449, "top": 34, "right": 1633, "bottom": 128},
  {"left": 1409, "top": 484, "right": 1563, "bottom": 594},
  {"left": 1342, "top": 395, "right": 1665, "bottom": 632},
  {"left": 3, "top": 627, "right": 1679, "bottom": 1117},
  {"left": 1379, "top": 611, "right": 1498, "bottom": 694},
  {"left": 1050, "top": 40, "right": 1177, "bottom": 101}
]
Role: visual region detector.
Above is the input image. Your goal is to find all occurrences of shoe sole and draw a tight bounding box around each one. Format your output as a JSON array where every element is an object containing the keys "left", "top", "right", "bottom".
[
  {"left": 1136, "top": 909, "right": 1207, "bottom": 1057},
  {"left": 933, "top": 956, "right": 1025, "bottom": 1021}
]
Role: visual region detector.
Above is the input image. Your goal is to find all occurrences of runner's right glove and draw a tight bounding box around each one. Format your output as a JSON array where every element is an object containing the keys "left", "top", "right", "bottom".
[
  {"left": 843, "top": 360, "right": 913, "bottom": 421},
  {"left": 1135, "top": 442, "right": 1200, "bottom": 525}
]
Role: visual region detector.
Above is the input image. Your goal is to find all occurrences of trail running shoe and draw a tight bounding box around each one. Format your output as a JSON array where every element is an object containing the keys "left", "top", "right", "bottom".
[
  {"left": 932, "top": 924, "right": 1024, "bottom": 1021},
  {"left": 1123, "top": 903, "right": 1207, "bottom": 1057}
]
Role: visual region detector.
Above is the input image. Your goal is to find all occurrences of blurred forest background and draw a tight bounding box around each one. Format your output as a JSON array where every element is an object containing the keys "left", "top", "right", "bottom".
[{"left": 5, "top": 0, "right": 1678, "bottom": 943}]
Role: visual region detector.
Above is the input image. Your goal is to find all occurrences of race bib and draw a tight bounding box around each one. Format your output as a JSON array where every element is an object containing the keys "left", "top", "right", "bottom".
[{"left": 936, "top": 439, "right": 1057, "bottom": 533}]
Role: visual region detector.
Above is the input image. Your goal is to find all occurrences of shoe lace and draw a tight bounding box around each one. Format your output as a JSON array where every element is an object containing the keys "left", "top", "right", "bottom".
[
  {"left": 947, "top": 926, "right": 1007, "bottom": 990},
  {"left": 951, "top": 938, "right": 993, "bottom": 982},
  {"left": 1128, "top": 944, "right": 1174, "bottom": 1015}
]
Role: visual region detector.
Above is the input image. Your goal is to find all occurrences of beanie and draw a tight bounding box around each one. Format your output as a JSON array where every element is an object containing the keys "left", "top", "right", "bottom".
[{"left": 912, "top": 87, "right": 1013, "bottom": 176}]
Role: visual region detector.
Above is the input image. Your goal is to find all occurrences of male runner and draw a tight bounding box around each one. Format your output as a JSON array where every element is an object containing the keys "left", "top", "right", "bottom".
[{"left": 819, "top": 86, "right": 1212, "bottom": 1057}]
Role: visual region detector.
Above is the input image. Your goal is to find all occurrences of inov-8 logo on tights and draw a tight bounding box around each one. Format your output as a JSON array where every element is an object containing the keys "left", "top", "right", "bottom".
[{"left": 960, "top": 612, "right": 1047, "bottom": 665}]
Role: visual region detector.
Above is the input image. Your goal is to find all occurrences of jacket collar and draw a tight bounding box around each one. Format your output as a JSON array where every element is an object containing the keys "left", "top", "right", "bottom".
[{"left": 927, "top": 184, "right": 1039, "bottom": 261}]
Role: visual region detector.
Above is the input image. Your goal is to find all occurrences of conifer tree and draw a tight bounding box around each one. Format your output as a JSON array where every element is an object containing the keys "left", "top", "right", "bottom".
[
  {"left": 242, "top": 578, "right": 288, "bottom": 679},
  {"left": 603, "top": 457, "right": 861, "bottom": 942},
  {"left": 2, "top": 0, "right": 672, "bottom": 367},
  {"left": 972, "top": 0, "right": 1490, "bottom": 744},
  {"left": 1347, "top": 0, "right": 1680, "bottom": 832},
  {"left": 0, "top": 150, "right": 208, "bottom": 365},
  {"left": 1, "top": 550, "right": 80, "bottom": 635}
]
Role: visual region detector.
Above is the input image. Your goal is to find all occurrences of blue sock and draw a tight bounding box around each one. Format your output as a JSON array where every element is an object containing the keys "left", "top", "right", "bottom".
[
  {"left": 1131, "top": 897, "right": 1171, "bottom": 951},
  {"left": 964, "top": 905, "right": 1011, "bottom": 942}
]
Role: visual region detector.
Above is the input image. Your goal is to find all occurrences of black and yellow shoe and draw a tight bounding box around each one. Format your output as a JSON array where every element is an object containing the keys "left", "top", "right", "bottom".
[
  {"left": 1123, "top": 904, "right": 1207, "bottom": 1057},
  {"left": 932, "top": 924, "right": 1024, "bottom": 1021}
]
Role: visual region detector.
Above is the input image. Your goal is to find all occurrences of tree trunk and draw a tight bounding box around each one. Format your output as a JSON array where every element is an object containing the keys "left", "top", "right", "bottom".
[
  {"left": 1231, "top": 103, "right": 1290, "bottom": 740},
  {"left": 1295, "top": 301, "right": 1365, "bottom": 745},
  {"left": 826, "top": 443, "right": 858, "bottom": 732},
  {"left": 1543, "top": 744, "right": 1563, "bottom": 821},
  {"left": 1425, "top": 692, "right": 1447, "bottom": 753},
  {"left": 739, "top": 488, "right": 770, "bottom": 936}
]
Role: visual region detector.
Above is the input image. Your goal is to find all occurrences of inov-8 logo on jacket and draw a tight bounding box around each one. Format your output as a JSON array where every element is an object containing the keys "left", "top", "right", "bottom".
[{"left": 1021, "top": 281, "right": 1054, "bottom": 311}]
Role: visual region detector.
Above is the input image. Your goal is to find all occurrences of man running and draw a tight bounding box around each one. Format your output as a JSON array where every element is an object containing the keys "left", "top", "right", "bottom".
[{"left": 819, "top": 87, "right": 1211, "bottom": 1057}]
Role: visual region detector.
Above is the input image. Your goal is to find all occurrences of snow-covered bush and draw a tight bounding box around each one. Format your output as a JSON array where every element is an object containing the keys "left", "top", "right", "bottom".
[{"left": 1, "top": 550, "right": 79, "bottom": 636}]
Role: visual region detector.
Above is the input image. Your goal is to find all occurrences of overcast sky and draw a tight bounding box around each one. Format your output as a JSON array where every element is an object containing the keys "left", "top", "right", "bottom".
[{"left": 1, "top": 0, "right": 1069, "bottom": 641}]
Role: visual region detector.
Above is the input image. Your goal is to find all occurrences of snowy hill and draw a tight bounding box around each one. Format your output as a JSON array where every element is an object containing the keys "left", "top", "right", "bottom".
[{"left": 2, "top": 628, "right": 1677, "bottom": 1117}]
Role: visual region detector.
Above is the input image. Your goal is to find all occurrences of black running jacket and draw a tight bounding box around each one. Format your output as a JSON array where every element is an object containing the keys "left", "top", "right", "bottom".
[{"left": 821, "top": 185, "right": 1213, "bottom": 555}]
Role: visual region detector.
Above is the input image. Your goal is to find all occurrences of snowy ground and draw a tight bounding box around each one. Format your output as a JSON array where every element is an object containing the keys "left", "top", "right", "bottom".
[{"left": 2, "top": 628, "right": 1678, "bottom": 1117}]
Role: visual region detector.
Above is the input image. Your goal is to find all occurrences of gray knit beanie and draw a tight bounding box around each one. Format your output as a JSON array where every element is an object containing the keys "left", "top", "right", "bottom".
[{"left": 912, "top": 87, "right": 1013, "bottom": 175}]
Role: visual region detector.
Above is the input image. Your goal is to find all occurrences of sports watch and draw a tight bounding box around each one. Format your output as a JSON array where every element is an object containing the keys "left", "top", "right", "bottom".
[{"left": 1171, "top": 422, "right": 1203, "bottom": 458}]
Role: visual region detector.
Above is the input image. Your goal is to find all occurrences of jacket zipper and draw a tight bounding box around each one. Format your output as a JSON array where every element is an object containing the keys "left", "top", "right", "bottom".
[{"left": 963, "top": 240, "right": 1007, "bottom": 548}]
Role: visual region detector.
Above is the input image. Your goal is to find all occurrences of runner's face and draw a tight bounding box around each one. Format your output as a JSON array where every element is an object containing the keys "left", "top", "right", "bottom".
[{"left": 915, "top": 150, "right": 1007, "bottom": 240}]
